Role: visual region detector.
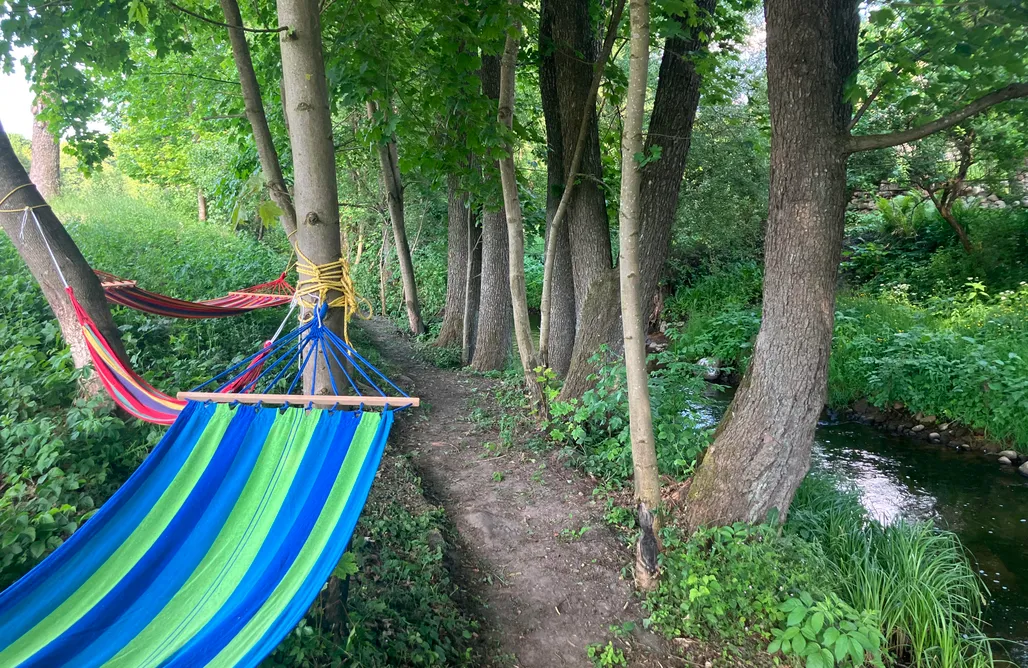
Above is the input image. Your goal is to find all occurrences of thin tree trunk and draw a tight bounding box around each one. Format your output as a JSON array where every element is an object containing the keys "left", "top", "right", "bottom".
[
  {"left": 684, "top": 0, "right": 860, "bottom": 529},
  {"left": 462, "top": 207, "right": 483, "bottom": 365},
  {"left": 1, "top": 122, "right": 126, "bottom": 391},
  {"left": 29, "top": 103, "right": 60, "bottom": 200},
  {"left": 197, "top": 188, "right": 208, "bottom": 221},
  {"left": 435, "top": 173, "right": 470, "bottom": 347},
  {"left": 277, "top": 0, "right": 345, "bottom": 394},
  {"left": 368, "top": 101, "right": 425, "bottom": 335},
  {"left": 638, "top": 0, "right": 716, "bottom": 313},
  {"left": 221, "top": 0, "right": 297, "bottom": 238},
  {"left": 498, "top": 9, "right": 545, "bottom": 413},
  {"left": 379, "top": 213, "right": 392, "bottom": 315},
  {"left": 930, "top": 192, "right": 973, "bottom": 254},
  {"left": 620, "top": 0, "right": 660, "bottom": 590},
  {"left": 537, "top": 0, "right": 624, "bottom": 367}
]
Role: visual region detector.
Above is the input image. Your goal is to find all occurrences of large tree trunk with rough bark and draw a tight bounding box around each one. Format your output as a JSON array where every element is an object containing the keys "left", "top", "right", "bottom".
[
  {"left": 29, "top": 103, "right": 60, "bottom": 200},
  {"left": 369, "top": 102, "right": 425, "bottom": 336},
  {"left": 471, "top": 54, "right": 513, "bottom": 371},
  {"left": 471, "top": 207, "right": 512, "bottom": 371},
  {"left": 435, "top": 173, "right": 470, "bottom": 347},
  {"left": 221, "top": 0, "right": 297, "bottom": 238},
  {"left": 684, "top": 0, "right": 859, "bottom": 529},
  {"left": 277, "top": 0, "right": 345, "bottom": 394},
  {"left": 538, "top": 17, "right": 576, "bottom": 377},
  {"left": 1, "top": 122, "right": 126, "bottom": 386},
  {"left": 619, "top": 0, "right": 660, "bottom": 590},
  {"left": 638, "top": 0, "right": 716, "bottom": 314},
  {"left": 540, "top": 0, "right": 620, "bottom": 393}
]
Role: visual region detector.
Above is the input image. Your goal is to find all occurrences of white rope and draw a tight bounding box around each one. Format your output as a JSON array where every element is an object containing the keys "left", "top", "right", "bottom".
[
  {"left": 24, "top": 207, "right": 69, "bottom": 289},
  {"left": 267, "top": 294, "right": 299, "bottom": 345}
]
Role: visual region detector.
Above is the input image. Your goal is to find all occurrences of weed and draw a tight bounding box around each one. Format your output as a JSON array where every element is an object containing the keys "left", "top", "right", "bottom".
[{"left": 585, "top": 641, "right": 627, "bottom": 667}]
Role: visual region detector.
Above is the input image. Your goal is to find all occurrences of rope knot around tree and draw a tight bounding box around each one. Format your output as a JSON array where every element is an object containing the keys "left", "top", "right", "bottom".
[{"left": 293, "top": 245, "right": 372, "bottom": 343}]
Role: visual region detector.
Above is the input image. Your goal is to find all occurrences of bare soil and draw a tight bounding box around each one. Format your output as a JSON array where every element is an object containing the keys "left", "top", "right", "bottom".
[{"left": 359, "top": 317, "right": 685, "bottom": 668}]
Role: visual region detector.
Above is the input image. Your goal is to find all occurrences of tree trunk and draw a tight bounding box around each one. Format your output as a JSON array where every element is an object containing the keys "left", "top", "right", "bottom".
[
  {"left": 498, "top": 9, "right": 545, "bottom": 413},
  {"left": 684, "top": 0, "right": 859, "bottom": 529},
  {"left": 538, "top": 10, "right": 576, "bottom": 377},
  {"left": 379, "top": 213, "right": 392, "bottom": 315},
  {"left": 620, "top": 0, "right": 660, "bottom": 590},
  {"left": 1, "top": 121, "right": 126, "bottom": 387},
  {"left": 369, "top": 102, "right": 425, "bottom": 336},
  {"left": 462, "top": 207, "right": 482, "bottom": 365},
  {"left": 638, "top": 0, "right": 716, "bottom": 313},
  {"left": 435, "top": 173, "right": 470, "bottom": 347},
  {"left": 471, "top": 207, "right": 512, "bottom": 371},
  {"left": 197, "top": 188, "right": 208, "bottom": 221},
  {"left": 29, "top": 103, "right": 60, "bottom": 200},
  {"left": 221, "top": 0, "right": 297, "bottom": 238},
  {"left": 277, "top": 0, "right": 345, "bottom": 394},
  {"left": 541, "top": 0, "right": 621, "bottom": 399},
  {"left": 936, "top": 198, "right": 973, "bottom": 254},
  {"left": 537, "top": 0, "right": 624, "bottom": 367}
]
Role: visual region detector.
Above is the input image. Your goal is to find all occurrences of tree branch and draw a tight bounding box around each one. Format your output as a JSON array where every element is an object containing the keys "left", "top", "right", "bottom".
[
  {"left": 847, "top": 83, "right": 1028, "bottom": 153},
  {"left": 166, "top": 0, "right": 287, "bottom": 33}
]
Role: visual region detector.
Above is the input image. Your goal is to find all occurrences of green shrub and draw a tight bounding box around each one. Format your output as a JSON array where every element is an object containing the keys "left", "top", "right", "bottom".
[
  {"left": 769, "top": 592, "right": 885, "bottom": 668},
  {"left": 546, "top": 349, "right": 713, "bottom": 482},
  {"left": 645, "top": 522, "right": 829, "bottom": 642}
]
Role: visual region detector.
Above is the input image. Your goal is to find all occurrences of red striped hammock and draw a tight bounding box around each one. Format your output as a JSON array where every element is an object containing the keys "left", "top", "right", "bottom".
[
  {"left": 69, "top": 287, "right": 270, "bottom": 424},
  {"left": 95, "top": 270, "right": 293, "bottom": 319}
]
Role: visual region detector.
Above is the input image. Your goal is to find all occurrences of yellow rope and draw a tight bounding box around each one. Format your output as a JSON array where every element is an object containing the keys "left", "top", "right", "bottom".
[
  {"left": 293, "top": 245, "right": 372, "bottom": 344},
  {"left": 0, "top": 183, "right": 50, "bottom": 213}
]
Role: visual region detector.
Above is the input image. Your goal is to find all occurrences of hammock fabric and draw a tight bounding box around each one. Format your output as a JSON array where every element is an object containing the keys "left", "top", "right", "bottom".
[
  {"left": 96, "top": 270, "right": 294, "bottom": 319},
  {"left": 0, "top": 400, "right": 393, "bottom": 668},
  {"left": 69, "top": 289, "right": 270, "bottom": 426}
]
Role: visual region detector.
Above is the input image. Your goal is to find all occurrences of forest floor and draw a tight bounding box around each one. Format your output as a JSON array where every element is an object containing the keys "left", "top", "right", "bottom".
[{"left": 359, "top": 317, "right": 689, "bottom": 668}]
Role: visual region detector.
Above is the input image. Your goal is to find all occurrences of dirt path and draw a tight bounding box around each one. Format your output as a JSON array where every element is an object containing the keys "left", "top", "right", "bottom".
[{"left": 360, "top": 318, "right": 677, "bottom": 668}]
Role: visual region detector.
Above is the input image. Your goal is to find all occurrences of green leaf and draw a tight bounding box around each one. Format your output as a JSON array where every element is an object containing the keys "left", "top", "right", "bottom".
[
  {"left": 834, "top": 636, "right": 850, "bottom": 663},
  {"left": 332, "top": 551, "right": 359, "bottom": 579},
  {"left": 793, "top": 633, "right": 807, "bottom": 655},
  {"left": 258, "top": 200, "right": 284, "bottom": 227},
  {"left": 787, "top": 605, "right": 807, "bottom": 627},
  {"left": 822, "top": 627, "right": 840, "bottom": 646},
  {"left": 806, "top": 652, "right": 825, "bottom": 668},
  {"left": 768, "top": 638, "right": 782, "bottom": 654},
  {"left": 809, "top": 611, "right": 825, "bottom": 635}
]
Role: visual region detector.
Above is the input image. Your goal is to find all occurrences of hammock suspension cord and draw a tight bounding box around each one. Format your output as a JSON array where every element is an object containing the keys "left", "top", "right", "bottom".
[
  {"left": 0, "top": 183, "right": 50, "bottom": 213},
  {"left": 293, "top": 245, "right": 372, "bottom": 343}
]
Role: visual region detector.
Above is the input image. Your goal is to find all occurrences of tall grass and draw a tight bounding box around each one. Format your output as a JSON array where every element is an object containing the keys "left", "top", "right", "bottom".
[{"left": 789, "top": 475, "right": 994, "bottom": 667}]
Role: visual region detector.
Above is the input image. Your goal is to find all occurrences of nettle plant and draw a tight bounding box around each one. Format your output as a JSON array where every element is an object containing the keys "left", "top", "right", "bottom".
[{"left": 769, "top": 592, "right": 885, "bottom": 668}]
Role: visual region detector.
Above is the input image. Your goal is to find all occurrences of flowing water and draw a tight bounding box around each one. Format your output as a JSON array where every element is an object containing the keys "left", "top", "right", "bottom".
[
  {"left": 701, "top": 393, "right": 1028, "bottom": 663},
  {"left": 813, "top": 418, "right": 1028, "bottom": 664}
]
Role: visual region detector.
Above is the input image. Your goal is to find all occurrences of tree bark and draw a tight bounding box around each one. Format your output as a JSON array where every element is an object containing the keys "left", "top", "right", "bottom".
[
  {"left": 498, "top": 9, "right": 545, "bottom": 413},
  {"left": 638, "top": 0, "right": 716, "bottom": 313},
  {"left": 538, "top": 10, "right": 576, "bottom": 377},
  {"left": 620, "top": 0, "right": 660, "bottom": 590},
  {"left": 537, "top": 0, "right": 624, "bottom": 367},
  {"left": 684, "top": 0, "right": 860, "bottom": 529},
  {"left": 197, "top": 188, "right": 208, "bottom": 221},
  {"left": 541, "top": 0, "right": 621, "bottom": 400},
  {"left": 379, "top": 213, "right": 392, "bottom": 315},
  {"left": 369, "top": 101, "right": 425, "bottom": 336},
  {"left": 471, "top": 207, "right": 512, "bottom": 371},
  {"left": 1, "top": 121, "right": 126, "bottom": 387},
  {"left": 29, "top": 103, "right": 60, "bottom": 200},
  {"left": 277, "top": 0, "right": 345, "bottom": 394},
  {"left": 921, "top": 132, "right": 974, "bottom": 254},
  {"left": 221, "top": 0, "right": 297, "bottom": 238},
  {"left": 462, "top": 207, "right": 482, "bottom": 365},
  {"left": 435, "top": 173, "right": 470, "bottom": 347}
]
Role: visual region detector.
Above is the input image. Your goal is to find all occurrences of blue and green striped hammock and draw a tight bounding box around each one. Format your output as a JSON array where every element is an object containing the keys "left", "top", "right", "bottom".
[
  {"left": 0, "top": 219, "right": 415, "bottom": 667},
  {"left": 0, "top": 401, "right": 393, "bottom": 667}
]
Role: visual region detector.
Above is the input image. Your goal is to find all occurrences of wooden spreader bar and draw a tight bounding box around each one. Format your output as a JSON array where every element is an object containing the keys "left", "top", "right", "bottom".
[{"left": 177, "top": 392, "right": 419, "bottom": 408}]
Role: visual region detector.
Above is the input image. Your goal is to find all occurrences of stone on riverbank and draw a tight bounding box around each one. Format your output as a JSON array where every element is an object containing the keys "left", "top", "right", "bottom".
[
  {"left": 999, "top": 450, "right": 1020, "bottom": 461},
  {"left": 999, "top": 456, "right": 1013, "bottom": 466},
  {"left": 1020, "top": 462, "right": 1028, "bottom": 478}
]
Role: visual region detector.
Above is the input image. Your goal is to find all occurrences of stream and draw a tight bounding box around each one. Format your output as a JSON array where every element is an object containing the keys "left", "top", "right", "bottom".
[
  {"left": 813, "top": 418, "right": 1028, "bottom": 664},
  {"left": 701, "top": 393, "right": 1028, "bottom": 663}
]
